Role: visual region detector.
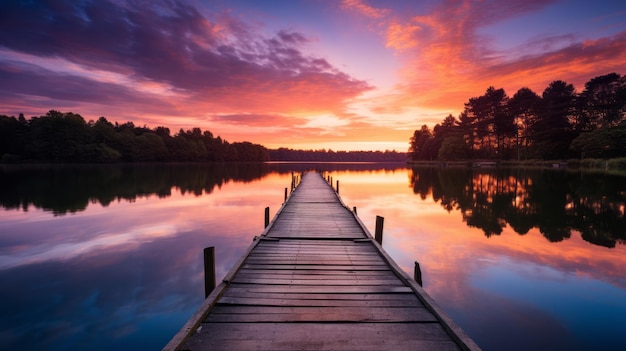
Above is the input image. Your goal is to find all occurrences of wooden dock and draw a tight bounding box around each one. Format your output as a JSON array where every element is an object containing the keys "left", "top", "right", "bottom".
[{"left": 164, "top": 172, "right": 481, "bottom": 350}]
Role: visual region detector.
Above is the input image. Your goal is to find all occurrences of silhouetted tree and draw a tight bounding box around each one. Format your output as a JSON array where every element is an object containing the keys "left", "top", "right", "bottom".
[
  {"left": 0, "top": 110, "right": 269, "bottom": 163},
  {"left": 532, "top": 80, "right": 577, "bottom": 159},
  {"left": 462, "top": 87, "right": 510, "bottom": 159},
  {"left": 409, "top": 125, "right": 434, "bottom": 160},
  {"left": 577, "top": 73, "right": 624, "bottom": 130},
  {"left": 508, "top": 87, "right": 541, "bottom": 160},
  {"left": 410, "top": 72, "right": 626, "bottom": 161}
]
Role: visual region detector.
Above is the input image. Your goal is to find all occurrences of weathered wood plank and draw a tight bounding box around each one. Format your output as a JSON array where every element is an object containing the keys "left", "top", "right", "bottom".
[
  {"left": 184, "top": 323, "right": 461, "bottom": 351},
  {"left": 240, "top": 264, "right": 390, "bottom": 270},
  {"left": 233, "top": 272, "right": 400, "bottom": 279},
  {"left": 244, "top": 260, "right": 386, "bottom": 266},
  {"left": 235, "top": 267, "right": 393, "bottom": 274},
  {"left": 224, "top": 284, "right": 414, "bottom": 294},
  {"left": 230, "top": 277, "right": 405, "bottom": 286},
  {"left": 249, "top": 252, "right": 379, "bottom": 258},
  {"left": 217, "top": 296, "right": 424, "bottom": 307},
  {"left": 220, "top": 291, "right": 422, "bottom": 302},
  {"left": 205, "top": 306, "right": 438, "bottom": 323}
]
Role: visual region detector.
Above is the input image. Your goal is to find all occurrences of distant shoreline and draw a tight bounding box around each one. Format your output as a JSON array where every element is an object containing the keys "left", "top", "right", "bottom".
[{"left": 407, "top": 158, "right": 626, "bottom": 171}]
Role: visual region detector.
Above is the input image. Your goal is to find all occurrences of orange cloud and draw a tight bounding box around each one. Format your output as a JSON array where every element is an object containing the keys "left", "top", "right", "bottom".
[
  {"left": 340, "top": 0, "right": 391, "bottom": 19},
  {"left": 344, "top": 0, "right": 626, "bottom": 123},
  {"left": 385, "top": 21, "right": 421, "bottom": 50}
]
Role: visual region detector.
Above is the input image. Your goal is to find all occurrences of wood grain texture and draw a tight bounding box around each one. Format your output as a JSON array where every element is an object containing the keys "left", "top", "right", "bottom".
[{"left": 165, "top": 172, "right": 480, "bottom": 351}]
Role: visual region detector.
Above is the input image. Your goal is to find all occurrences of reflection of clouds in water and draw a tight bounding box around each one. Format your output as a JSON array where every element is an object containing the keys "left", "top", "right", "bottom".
[
  {"left": 0, "top": 171, "right": 292, "bottom": 351},
  {"left": 0, "top": 229, "right": 241, "bottom": 349},
  {"left": 452, "top": 286, "right": 576, "bottom": 351},
  {"left": 0, "top": 222, "right": 177, "bottom": 269},
  {"left": 331, "top": 168, "right": 626, "bottom": 351}
]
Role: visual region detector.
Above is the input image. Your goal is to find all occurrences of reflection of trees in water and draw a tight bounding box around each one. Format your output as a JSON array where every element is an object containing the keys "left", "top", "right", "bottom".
[
  {"left": 0, "top": 163, "right": 273, "bottom": 215},
  {"left": 410, "top": 167, "right": 626, "bottom": 248},
  {"left": 0, "top": 162, "right": 408, "bottom": 216}
]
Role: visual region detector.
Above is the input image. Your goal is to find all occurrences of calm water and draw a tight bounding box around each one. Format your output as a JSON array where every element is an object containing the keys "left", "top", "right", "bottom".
[{"left": 1, "top": 163, "right": 625, "bottom": 350}]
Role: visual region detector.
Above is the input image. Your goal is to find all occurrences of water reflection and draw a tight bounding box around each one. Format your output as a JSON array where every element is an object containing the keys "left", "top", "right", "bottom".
[
  {"left": 0, "top": 163, "right": 406, "bottom": 215},
  {"left": 333, "top": 167, "right": 626, "bottom": 351},
  {"left": 0, "top": 163, "right": 273, "bottom": 215},
  {"left": 0, "top": 165, "right": 294, "bottom": 350},
  {"left": 409, "top": 167, "right": 626, "bottom": 247},
  {"left": 1, "top": 164, "right": 625, "bottom": 351}
]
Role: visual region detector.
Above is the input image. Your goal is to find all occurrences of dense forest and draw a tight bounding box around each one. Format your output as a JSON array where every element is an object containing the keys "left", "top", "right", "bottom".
[
  {"left": 410, "top": 72, "right": 626, "bottom": 161},
  {"left": 0, "top": 110, "right": 269, "bottom": 162}
]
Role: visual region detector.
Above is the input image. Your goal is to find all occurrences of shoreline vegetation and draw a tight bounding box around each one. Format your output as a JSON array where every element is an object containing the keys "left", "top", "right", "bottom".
[
  {"left": 408, "top": 158, "right": 626, "bottom": 172},
  {"left": 409, "top": 72, "right": 626, "bottom": 168}
]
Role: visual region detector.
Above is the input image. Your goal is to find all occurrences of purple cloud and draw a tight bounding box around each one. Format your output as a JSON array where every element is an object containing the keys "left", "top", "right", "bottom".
[{"left": 0, "top": 0, "right": 370, "bottom": 113}]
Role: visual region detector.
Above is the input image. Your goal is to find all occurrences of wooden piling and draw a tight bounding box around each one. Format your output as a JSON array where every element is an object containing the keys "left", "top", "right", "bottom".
[
  {"left": 414, "top": 261, "right": 423, "bottom": 287},
  {"left": 353, "top": 206, "right": 357, "bottom": 214},
  {"left": 203, "top": 247, "right": 216, "bottom": 298},
  {"left": 284, "top": 187, "right": 288, "bottom": 202},
  {"left": 336, "top": 180, "right": 339, "bottom": 193},
  {"left": 375, "top": 215, "right": 384, "bottom": 245},
  {"left": 264, "top": 207, "right": 270, "bottom": 228}
]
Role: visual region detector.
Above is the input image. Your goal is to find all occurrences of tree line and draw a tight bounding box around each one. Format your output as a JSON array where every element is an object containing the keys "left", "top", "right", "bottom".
[
  {"left": 0, "top": 110, "right": 269, "bottom": 163},
  {"left": 410, "top": 72, "right": 626, "bottom": 161},
  {"left": 0, "top": 111, "right": 411, "bottom": 163}
]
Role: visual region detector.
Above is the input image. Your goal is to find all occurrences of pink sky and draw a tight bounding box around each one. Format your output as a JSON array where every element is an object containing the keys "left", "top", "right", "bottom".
[{"left": 1, "top": 0, "right": 625, "bottom": 151}]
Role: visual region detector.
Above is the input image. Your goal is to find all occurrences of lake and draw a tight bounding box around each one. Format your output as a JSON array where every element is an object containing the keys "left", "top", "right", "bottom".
[{"left": 1, "top": 163, "right": 625, "bottom": 350}]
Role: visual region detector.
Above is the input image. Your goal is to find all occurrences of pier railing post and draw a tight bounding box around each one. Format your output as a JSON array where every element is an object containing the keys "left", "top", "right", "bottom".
[
  {"left": 414, "top": 261, "right": 423, "bottom": 286},
  {"left": 375, "top": 216, "right": 384, "bottom": 245},
  {"left": 264, "top": 207, "right": 270, "bottom": 228},
  {"left": 336, "top": 180, "right": 339, "bottom": 194},
  {"left": 353, "top": 206, "right": 357, "bottom": 214},
  {"left": 204, "top": 247, "right": 216, "bottom": 298},
  {"left": 284, "top": 187, "right": 288, "bottom": 202}
]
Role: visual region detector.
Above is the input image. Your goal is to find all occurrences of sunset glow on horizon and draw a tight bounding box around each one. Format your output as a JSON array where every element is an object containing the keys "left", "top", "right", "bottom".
[{"left": 1, "top": 0, "right": 625, "bottom": 151}]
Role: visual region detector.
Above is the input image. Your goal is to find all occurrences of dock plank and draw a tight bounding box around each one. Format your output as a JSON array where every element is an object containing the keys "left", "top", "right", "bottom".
[
  {"left": 164, "top": 172, "right": 481, "bottom": 351},
  {"left": 206, "top": 305, "right": 438, "bottom": 323},
  {"left": 185, "top": 323, "right": 461, "bottom": 351},
  {"left": 217, "top": 296, "right": 424, "bottom": 307}
]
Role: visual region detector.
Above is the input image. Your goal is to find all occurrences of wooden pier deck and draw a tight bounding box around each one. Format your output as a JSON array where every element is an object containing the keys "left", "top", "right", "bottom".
[{"left": 164, "top": 172, "right": 481, "bottom": 351}]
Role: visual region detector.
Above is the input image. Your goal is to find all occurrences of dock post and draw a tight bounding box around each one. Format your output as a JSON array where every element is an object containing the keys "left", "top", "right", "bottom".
[
  {"left": 204, "top": 247, "right": 216, "bottom": 298},
  {"left": 284, "top": 187, "right": 288, "bottom": 202},
  {"left": 375, "top": 216, "right": 384, "bottom": 245},
  {"left": 353, "top": 206, "right": 357, "bottom": 214},
  {"left": 336, "top": 180, "right": 339, "bottom": 193},
  {"left": 264, "top": 207, "right": 270, "bottom": 228},
  {"left": 414, "top": 261, "right": 423, "bottom": 287}
]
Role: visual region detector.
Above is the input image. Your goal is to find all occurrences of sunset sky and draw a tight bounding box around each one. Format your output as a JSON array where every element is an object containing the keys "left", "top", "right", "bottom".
[{"left": 1, "top": 0, "right": 625, "bottom": 151}]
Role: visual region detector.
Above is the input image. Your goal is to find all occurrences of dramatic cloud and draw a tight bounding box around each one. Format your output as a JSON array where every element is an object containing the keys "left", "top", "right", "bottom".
[
  {"left": 0, "top": 0, "right": 624, "bottom": 149},
  {"left": 0, "top": 0, "right": 370, "bottom": 118},
  {"left": 345, "top": 0, "right": 626, "bottom": 113}
]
